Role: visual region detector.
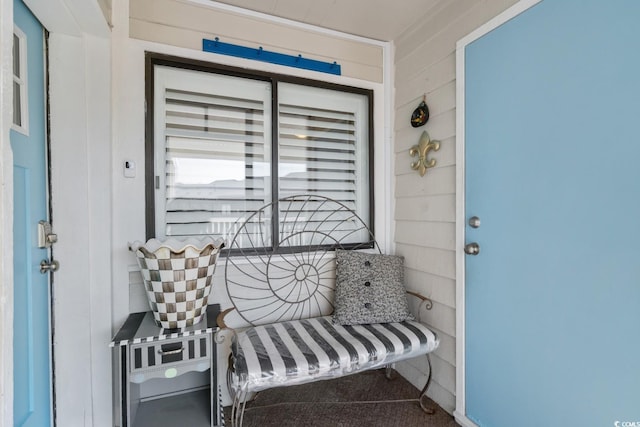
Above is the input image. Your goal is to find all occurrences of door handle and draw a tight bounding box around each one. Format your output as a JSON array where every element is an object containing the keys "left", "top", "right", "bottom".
[
  {"left": 464, "top": 242, "right": 480, "bottom": 255},
  {"left": 40, "top": 259, "right": 59, "bottom": 274}
]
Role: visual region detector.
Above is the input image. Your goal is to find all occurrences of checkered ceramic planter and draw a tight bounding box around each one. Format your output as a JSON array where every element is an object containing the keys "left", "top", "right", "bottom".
[{"left": 130, "top": 237, "right": 224, "bottom": 329}]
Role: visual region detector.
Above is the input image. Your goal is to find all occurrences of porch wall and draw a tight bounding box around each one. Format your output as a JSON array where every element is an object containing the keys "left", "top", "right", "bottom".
[
  {"left": 129, "top": 0, "right": 384, "bottom": 83},
  {"left": 392, "top": 0, "right": 519, "bottom": 414},
  {"left": 115, "top": 1, "right": 388, "bottom": 324},
  {"left": 112, "top": 0, "right": 390, "bottom": 411}
]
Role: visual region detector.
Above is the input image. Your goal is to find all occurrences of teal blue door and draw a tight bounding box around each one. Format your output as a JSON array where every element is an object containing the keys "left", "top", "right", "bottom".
[
  {"left": 11, "top": 0, "right": 51, "bottom": 425},
  {"left": 464, "top": 1, "right": 640, "bottom": 426}
]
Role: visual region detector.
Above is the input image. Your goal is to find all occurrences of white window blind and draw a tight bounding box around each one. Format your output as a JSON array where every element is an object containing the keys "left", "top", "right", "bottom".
[
  {"left": 151, "top": 64, "right": 371, "bottom": 250},
  {"left": 277, "top": 83, "right": 370, "bottom": 246},
  {"left": 154, "top": 66, "right": 272, "bottom": 241}
]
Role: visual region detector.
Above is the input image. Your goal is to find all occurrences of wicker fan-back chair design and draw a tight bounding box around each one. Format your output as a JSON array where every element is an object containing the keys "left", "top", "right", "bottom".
[{"left": 224, "top": 194, "right": 378, "bottom": 327}]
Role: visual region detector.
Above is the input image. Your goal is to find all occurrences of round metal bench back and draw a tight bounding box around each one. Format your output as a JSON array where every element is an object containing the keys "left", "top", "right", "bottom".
[{"left": 225, "top": 195, "right": 379, "bottom": 326}]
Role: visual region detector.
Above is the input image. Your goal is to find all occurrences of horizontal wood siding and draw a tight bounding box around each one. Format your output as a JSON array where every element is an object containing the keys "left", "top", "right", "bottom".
[
  {"left": 392, "top": 0, "right": 518, "bottom": 414},
  {"left": 129, "top": 0, "right": 383, "bottom": 82}
]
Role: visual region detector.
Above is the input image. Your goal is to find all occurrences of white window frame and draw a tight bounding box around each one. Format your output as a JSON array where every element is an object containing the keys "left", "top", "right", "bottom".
[{"left": 12, "top": 25, "right": 29, "bottom": 135}]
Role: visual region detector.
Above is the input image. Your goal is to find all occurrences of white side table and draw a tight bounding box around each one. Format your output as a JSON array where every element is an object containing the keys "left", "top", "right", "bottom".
[{"left": 110, "top": 304, "right": 222, "bottom": 427}]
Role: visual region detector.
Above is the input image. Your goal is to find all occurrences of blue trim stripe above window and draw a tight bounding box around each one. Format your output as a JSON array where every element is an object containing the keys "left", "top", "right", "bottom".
[{"left": 202, "top": 38, "right": 341, "bottom": 75}]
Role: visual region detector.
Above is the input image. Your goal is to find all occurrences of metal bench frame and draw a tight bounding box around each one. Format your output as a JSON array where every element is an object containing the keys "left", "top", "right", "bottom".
[{"left": 216, "top": 195, "right": 438, "bottom": 426}]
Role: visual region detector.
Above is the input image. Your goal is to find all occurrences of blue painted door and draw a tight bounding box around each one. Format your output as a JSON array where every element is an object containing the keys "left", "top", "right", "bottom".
[
  {"left": 465, "top": 1, "right": 640, "bottom": 426},
  {"left": 11, "top": 0, "right": 51, "bottom": 425}
]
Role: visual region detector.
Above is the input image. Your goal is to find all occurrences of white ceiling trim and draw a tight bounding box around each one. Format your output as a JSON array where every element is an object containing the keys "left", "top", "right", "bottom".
[
  {"left": 23, "top": 0, "right": 109, "bottom": 37},
  {"left": 24, "top": 0, "right": 82, "bottom": 36}
]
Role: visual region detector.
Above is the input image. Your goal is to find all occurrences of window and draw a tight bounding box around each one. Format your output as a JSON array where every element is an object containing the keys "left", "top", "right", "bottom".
[
  {"left": 12, "top": 27, "right": 28, "bottom": 134},
  {"left": 147, "top": 55, "right": 373, "bottom": 251}
]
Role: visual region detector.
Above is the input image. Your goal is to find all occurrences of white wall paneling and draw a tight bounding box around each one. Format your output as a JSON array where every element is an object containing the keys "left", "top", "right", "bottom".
[
  {"left": 130, "top": 0, "right": 384, "bottom": 83},
  {"left": 392, "top": 0, "right": 521, "bottom": 415},
  {"left": 49, "top": 32, "right": 113, "bottom": 426}
]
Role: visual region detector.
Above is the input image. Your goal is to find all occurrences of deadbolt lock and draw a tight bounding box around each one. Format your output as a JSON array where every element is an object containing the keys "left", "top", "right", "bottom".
[
  {"left": 37, "top": 221, "right": 58, "bottom": 249},
  {"left": 468, "top": 216, "right": 481, "bottom": 228}
]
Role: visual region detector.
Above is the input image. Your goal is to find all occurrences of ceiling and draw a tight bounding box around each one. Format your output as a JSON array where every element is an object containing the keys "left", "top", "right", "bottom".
[{"left": 212, "top": 0, "right": 444, "bottom": 41}]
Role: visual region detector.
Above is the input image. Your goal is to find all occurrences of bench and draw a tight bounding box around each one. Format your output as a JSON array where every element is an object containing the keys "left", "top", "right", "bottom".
[{"left": 217, "top": 195, "right": 440, "bottom": 426}]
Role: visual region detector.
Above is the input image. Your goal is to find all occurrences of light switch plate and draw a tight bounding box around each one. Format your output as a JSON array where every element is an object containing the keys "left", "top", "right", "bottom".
[{"left": 124, "top": 160, "right": 136, "bottom": 178}]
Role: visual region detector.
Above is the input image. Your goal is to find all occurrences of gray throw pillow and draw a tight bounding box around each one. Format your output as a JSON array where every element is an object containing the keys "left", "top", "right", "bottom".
[{"left": 332, "top": 250, "right": 414, "bottom": 325}]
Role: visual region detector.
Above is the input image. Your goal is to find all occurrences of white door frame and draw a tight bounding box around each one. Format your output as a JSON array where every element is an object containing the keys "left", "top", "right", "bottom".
[
  {"left": 453, "top": 1, "right": 542, "bottom": 426},
  {"left": 0, "top": 0, "right": 16, "bottom": 423}
]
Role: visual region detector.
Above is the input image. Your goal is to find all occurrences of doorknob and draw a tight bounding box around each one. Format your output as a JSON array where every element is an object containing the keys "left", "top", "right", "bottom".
[
  {"left": 40, "top": 259, "right": 59, "bottom": 274},
  {"left": 468, "top": 216, "right": 481, "bottom": 228},
  {"left": 464, "top": 242, "right": 480, "bottom": 255}
]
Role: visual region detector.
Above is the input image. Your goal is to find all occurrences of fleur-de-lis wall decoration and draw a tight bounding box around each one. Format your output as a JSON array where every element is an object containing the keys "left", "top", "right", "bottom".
[{"left": 409, "top": 130, "right": 440, "bottom": 177}]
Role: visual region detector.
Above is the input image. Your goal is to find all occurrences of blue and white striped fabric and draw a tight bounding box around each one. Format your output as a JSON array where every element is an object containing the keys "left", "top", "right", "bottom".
[{"left": 231, "top": 316, "right": 439, "bottom": 393}]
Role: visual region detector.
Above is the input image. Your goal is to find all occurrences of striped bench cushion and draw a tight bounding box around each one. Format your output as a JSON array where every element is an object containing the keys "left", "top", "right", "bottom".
[{"left": 230, "top": 316, "right": 439, "bottom": 393}]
